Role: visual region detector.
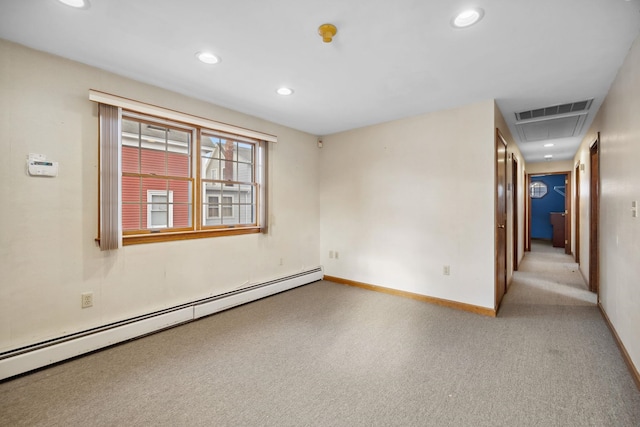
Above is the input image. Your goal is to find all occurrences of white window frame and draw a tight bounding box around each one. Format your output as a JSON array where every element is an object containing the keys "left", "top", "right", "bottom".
[
  {"left": 204, "top": 194, "right": 235, "bottom": 219},
  {"left": 221, "top": 195, "right": 234, "bottom": 217},
  {"left": 206, "top": 195, "right": 220, "bottom": 219},
  {"left": 147, "top": 190, "right": 174, "bottom": 228}
]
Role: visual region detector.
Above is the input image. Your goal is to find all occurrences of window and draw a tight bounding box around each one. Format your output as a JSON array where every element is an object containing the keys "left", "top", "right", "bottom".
[
  {"left": 530, "top": 181, "right": 548, "bottom": 199},
  {"left": 201, "top": 133, "right": 256, "bottom": 227},
  {"left": 120, "top": 112, "right": 262, "bottom": 242},
  {"left": 94, "top": 90, "right": 272, "bottom": 247},
  {"left": 205, "top": 195, "right": 234, "bottom": 220},
  {"left": 122, "top": 118, "right": 191, "bottom": 233},
  {"left": 147, "top": 190, "right": 173, "bottom": 228},
  {"left": 207, "top": 195, "right": 220, "bottom": 219}
]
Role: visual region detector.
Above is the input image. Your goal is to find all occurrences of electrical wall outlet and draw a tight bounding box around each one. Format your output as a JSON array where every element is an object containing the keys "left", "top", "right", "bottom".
[
  {"left": 329, "top": 250, "right": 334, "bottom": 259},
  {"left": 335, "top": 251, "right": 339, "bottom": 259},
  {"left": 81, "top": 292, "right": 93, "bottom": 308},
  {"left": 443, "top": 265, "right": 451, "bottom": 276}
]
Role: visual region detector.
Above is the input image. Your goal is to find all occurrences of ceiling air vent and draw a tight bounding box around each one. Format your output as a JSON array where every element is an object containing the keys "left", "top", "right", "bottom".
[
  {"left": 515, "top": 99, "right": 593, "bottom": 121},
  {"left": 514, "top": 99, "right": 594, "bottom": 142}
]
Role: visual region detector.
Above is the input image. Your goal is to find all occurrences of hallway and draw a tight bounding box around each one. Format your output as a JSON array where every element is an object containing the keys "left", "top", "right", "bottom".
[
  {"left": 497, "top": 239, "right": 639, "bottom": 424},
  {"left": 506, "top": 239, "right": 596, "bottom": 307}
]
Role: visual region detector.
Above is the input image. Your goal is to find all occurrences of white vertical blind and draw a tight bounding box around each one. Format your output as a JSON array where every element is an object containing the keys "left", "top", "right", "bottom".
[
  {"left": 99, "top": 103, "right": 121, "bottom": 250},
  {"left": 258, "top": 141, "right": 269, "bottom": 234}
]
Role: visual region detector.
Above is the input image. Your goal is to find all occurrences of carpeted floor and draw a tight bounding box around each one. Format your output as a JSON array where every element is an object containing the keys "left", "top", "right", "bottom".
[{"left": 1, "top": 241, "right": 639, "bottom": 426}]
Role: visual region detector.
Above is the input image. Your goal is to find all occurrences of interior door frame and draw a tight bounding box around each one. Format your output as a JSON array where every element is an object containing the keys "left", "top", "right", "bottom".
[
  {"left": 526, "top": 171, "right": 571, "bottom": 251},
  {"left": 511, "top": 155, "right": 519, "bottom": 271},
  {"left": 526, "top": 174, "right": 531, "bottom": 252},
  {"left": 564, "top": 173, "right": 572, "bottom": 255},
  {"left": 574, "top": 162, "right": 581, "bottom": 264},
  {"left": 589, "top": 135, "right": 600, "bottom": 294},
  {"left": 495, "top": 129, "right": 508, "bottom": 312}
]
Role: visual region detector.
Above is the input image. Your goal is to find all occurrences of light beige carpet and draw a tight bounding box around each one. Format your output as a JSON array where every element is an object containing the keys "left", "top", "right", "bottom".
[{"left": 1, "top": 242, "right": 638, "bottom": 426}]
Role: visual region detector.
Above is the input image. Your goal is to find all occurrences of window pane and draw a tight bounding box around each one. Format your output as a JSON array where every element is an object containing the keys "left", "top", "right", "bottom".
[
  {"left": 206, "top": 195, "right": 220, "bottom": 219},
  {"left": 239, "top": 203, "right": 255, "bottom": 224},
  {"left": 170, "top": 180, "right": 192, "bottom": 228},
  {"left": 122, "top": 204, "right": 141, "bottom": 231},
  {"left": 239, "top": 184, "right": 255, "bottom": 204},
  {"left": 151, "top": 194, "right": 168, "bottom": 210},
  {"left": 122, "top": 176, "right": 141, "bottom": 203},
  {"left": 169, "top": 180, "right": 191, "bottom": 204},
  {"left": 201, "top": 135, "right": 254, "bottom": 184},
  {"left": 122, "top": 146, "right": 140, "bottom": 174},
  {"left": 239, "top": 184, "right": 256, "bottom": 224},
  {"left": 201, "top": 156, "right": 220, "bottom": 181},
  {"left": 121, "top": 119, "right": 141, "bottom": 174},
  {"left": 222, "top": 195, "right": 233, "bottom": 218},
  {"left": 202, "top": 135, "right": 223, "bottom": 159},
  {"left": 138, "top": 126, "right": 191, "bottom": 177},
  {"left": 173, "top": 203, "right": 192, "bottom": 228},
  {"left": 150, "top": 209, "right": 168, "bottom": 228},
  {"left": 237, "top": 161, "right": 253, "bottom": 182},
  {"left": 142, "top": 177, "right": 168, "bottom": 194},
  {"left": 219, "top": 185, "right": 236, "bottom": 225},
  {"left": 167, "top": 153, "right": 190, "bottom": 178},
  {"left": 141, "top": 146, "right": 166, "bottom": 176},
  {"left": 202, "top": 182, "right": 222, "bottom": 226},
  {"left": 167, "top": 129, "right": 190, "bottom": 177},
  {"left": 221, "top": 139, "right": 235, "bottom": 182}
]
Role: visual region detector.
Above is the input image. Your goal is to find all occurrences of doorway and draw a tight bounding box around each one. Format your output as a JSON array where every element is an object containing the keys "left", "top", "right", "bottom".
[
  {"left": 574, "top": 162, "right": 580, "bottom": 264},
  {"left": 511, "top": 156, "right": 519, "bottom": 271},
  {"left": 527, "top": 172, "right": 570, "bottom": 253},
  {"left": 589, "top": 138, "right": 600, "bottom": 294},
  {"left": 495, "top": 130, "right": 507, "bottom": 311}
]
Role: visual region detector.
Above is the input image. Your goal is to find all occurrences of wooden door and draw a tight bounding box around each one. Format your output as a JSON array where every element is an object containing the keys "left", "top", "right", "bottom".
[
  {"left": 495, "top": 130, "right": 508, "bottom": 311},
  {"left": 511, "top": 156, "right": 519, "bottom": 271},
  {"left": 589, "top": 139, "right": 600, "bottom": 294},
  {"left": 564, "top": 173, "right": 571, "bottom": 255},
  {"left": 575, "top": 163, "right": 580, "bottom": 264},
  {"left": 525, "top": 174, "right": 531, "bottom": 251}
]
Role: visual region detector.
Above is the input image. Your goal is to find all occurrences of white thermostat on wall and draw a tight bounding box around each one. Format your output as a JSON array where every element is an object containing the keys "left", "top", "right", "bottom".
[{"left": 27, "top": 153, "right": 58, "bottom": 177}]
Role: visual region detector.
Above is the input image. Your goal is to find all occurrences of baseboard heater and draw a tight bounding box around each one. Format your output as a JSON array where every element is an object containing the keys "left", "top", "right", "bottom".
[{"left": 0, "top": 267, "right": 323, "bottom": 381}]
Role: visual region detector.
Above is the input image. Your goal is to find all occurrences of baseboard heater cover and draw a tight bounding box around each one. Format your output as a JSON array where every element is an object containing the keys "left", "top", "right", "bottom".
[
  {"left": 0, "top": 267, "right": 323, "bottom": 381},
  {"left": 193, "top": 269, "right": 322, "bottom": 318}
]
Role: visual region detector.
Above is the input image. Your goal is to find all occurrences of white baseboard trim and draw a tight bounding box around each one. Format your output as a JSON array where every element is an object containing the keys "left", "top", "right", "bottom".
[{"left": 0, "top": 267, "right": 323, "bottom": 381}]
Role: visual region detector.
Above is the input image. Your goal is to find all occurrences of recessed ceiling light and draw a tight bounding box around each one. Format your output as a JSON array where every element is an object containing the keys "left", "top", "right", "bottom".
[
  {"left": 57, "top": 0, "right": 89, "bottom": 8},
  {"left": 544, "top": 143, "right": 554, "bottom": 147},
  {"left": 451, "top": 8, "right": 484, "bottom": 28},
  {"left": 544, "top": 154, "right": 553, "bottom": 159},
  {"left": 196, "top": 52, "right": 220, "bottom": 65},
  {"left": 276, "top": 87, "right": 294, "bottom": 96}
]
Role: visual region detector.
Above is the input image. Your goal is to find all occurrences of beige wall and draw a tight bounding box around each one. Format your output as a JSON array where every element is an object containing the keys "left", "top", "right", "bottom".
[
  {"left": 526, "top": 160, "right": 574, "bottom": 175},
  {"left": 573, "top": 34, "right": 640, "bottom": 372},
  {"left": 0, "top": 39, "right": 321, "bottom": 352},
  {"left": 319, "top": 100, "right": 497, "bottom": 309}
]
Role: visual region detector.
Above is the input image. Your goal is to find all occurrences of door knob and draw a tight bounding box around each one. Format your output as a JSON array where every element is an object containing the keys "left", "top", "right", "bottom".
[{"left": 497, "top": 224, "right": 505, "bottom": 229}]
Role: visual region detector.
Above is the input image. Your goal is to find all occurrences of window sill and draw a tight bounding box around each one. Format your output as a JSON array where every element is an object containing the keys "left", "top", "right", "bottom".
[{"left": 122, "top": 227, "right": 261, "bottom": 246}]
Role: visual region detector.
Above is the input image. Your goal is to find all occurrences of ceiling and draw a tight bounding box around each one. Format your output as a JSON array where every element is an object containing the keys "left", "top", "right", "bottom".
[{"left": 1, "top": 0, "right": 639, "bottom": 163}]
